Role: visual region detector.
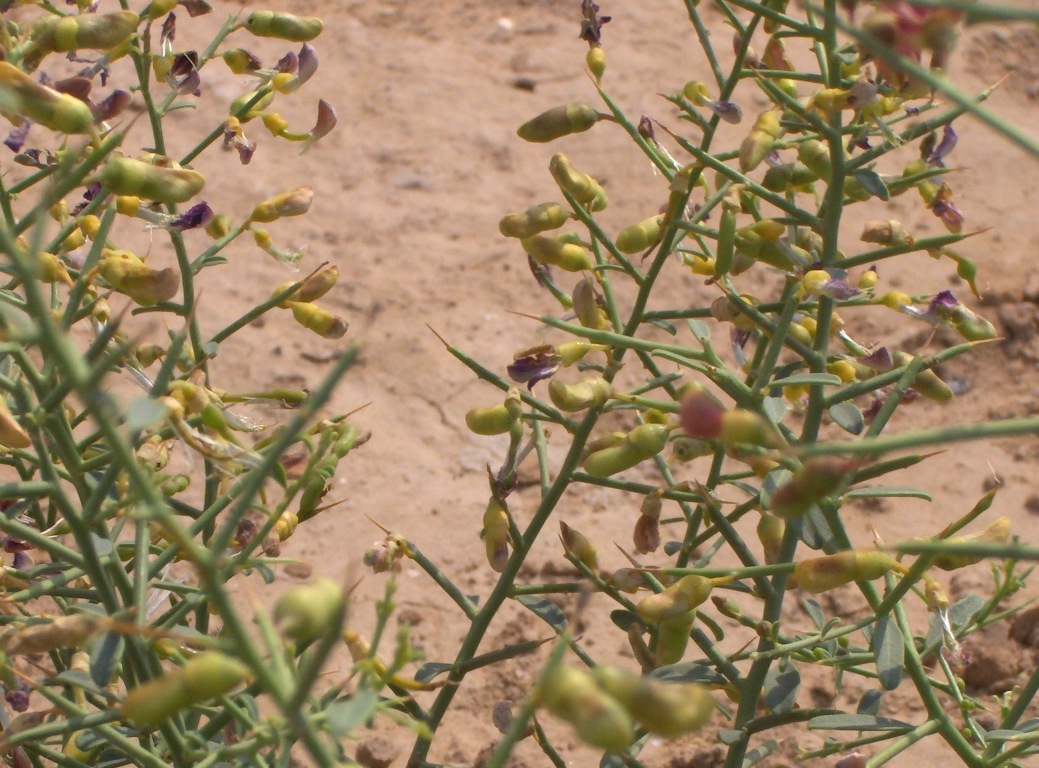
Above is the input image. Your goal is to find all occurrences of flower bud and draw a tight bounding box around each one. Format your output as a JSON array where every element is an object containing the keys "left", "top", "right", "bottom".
[
  {"left": 679, "top": 389, "right": 725, "bottom": 439},
  {"left": 499, "top": 202, "right": 569, "bottom": 239},
  {"left": 671, "top": 436, "right": 713, "bottom": 462},
  {"left": 793, "top": 550, "right": 898, "bottom": 593},
  {"left": 230, "top": 87, "right": 275, "bottom": 121},
  {"left": 586, "top": 46, "right": 606, "bottom": 83},
  {"left": 616, "top": 215, "right": 665, "bottom": 254},
  {"left": 273, "top": 578, "right": 345, "bottom": 641},
  {"left": 249, "top": 186, "right": 313, "bottom": 223},
  {"left": 244, "top": 11, "right": 323, "bottom": 41},
  {"left": 100, "top": 156, "right": 205, "bottom": 204},
  {"left": 637, "top": 575, "right": 714, "bottom": 623},
  {"left": 0, "top": 399, "right": 30, "bottom": 450},
  {"left": 517, "top": 103, "right": 599, "bottom": 143},
  {"left": 559, "top": 521, "right": 597, "bottom": 570},
  {"left": 548, "top": 377, "right": 612, "bottom": 412},
  {"left": 770, "top": 457, "right": 857, "bottom": 519},
  {"left": 482, "top": 497, "right": 511, "bottom": 572},
  {"left": 287, "top": 302, "right": 348, "bottom": 339},
  {"left": 538, "top": 666, "right": 636, "bottom": 752}
]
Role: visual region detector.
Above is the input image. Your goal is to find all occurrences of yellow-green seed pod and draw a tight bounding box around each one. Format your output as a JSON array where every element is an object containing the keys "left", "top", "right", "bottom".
[
  {"left": 637, "top": 575, "right": 714, "bottom": 623},
  {"left": 559, "top": 521, "right": 597, "bottom": 570},
  {"left": 891, "top": 351, "right": 953, "bottom": 403},
  {"left": 538, "top": 666, "right": 636, "bottom": 753},
  {"left": 592, "top": 667, "right": 715, "bottom": 737},
  {"left": 793, "top": 550, "right": 898, "bottom": 593},
  {"left": 947, "top": 305, "right": 997, "bottom": 342},
  {"left": 517, "top": 103, "right": 599, "bottom": 143},
  {"left": 861, "top": 219, "right": 914, "bottom": 247},
  {"left": 932, "top": 517, "right": 1011, "bottom": 570},
  {"left": 100, "top": 156, "right": 205, "bottom": 204},
  {"left": 655, "top": 610, "right": 695, "bottom": 666},
  {"left": 482, "top": 497, "right": 511, "bottom": 573},
  {"left": 230, "top": 87, "right": 275, "bottom": 121},
  {"left": 465, "top": 405, "right": 515, "bottom": 435},
  {"left": 770, "top": 457, "right": 856, "bottom": 519},
  {"left": 572, "top": 277, "right": 610, "bottom": 331},
  {"left": 718, "top": 409, "right": 773, "bottom": 448},
  {"left": 797, "top": 139, "right": 831, "bottom": 181},
  {"left": 756, "top": 511, "right": 785, "bottom": 565},
  {"left": 616, "top": 215, "right": 665, "bottom": 254},
  {"left": 739, "top": 110, "right": 782, "bottom": 172},
  {"left": 295, "top": 264, "right": 339, "bottom": 303},
  {"left": 670, "top": 436, "right": 712, "bottom": 462},
  {"left": 249, "top": 186, "right": 313, "bottom": 223},
  {"left": 521, "top": 233, "right": 594, "bottom": 272},
  {"left": 0, "top": 62, "right": 94, "bottom": 134},
  {"left": 273, "top": 578, "right": 345, "bottom": 642},
  {"left": 548, "top": 377, "right": 612, "bottom": 412},
  {"left": 0, "top": 399, "right": 31, "bottom": 450},
  {"left": 586, "top": 46, "right": 605, "bottom": 83},
  {"left": 288, "top": 302, "right": 348, "bottom": 339},
  {"left": 244, "top": 11, "right": 323, "bottom": 42},
  {"left": 97, "top": 257, "right": 179, "bottom": 306},
  {"left": 583, "top": 423, "right": 670, "bottom": 477},
  {"left": 498, "top": 202, "right": 569, "bottom": 239},
  {"left": 714, "top": 206, "right": 736, "bottom": 277},
  {"left": 761, "top": 163, "right": 818, "bottom": 193},
  {"left": 30, "top": 10, "right": 139, "bottom": 54},
  {"left": 549, "top": 153, "right": 607, "bottom": 210}
]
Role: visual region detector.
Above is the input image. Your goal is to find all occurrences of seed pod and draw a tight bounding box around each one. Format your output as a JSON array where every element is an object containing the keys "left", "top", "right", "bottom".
[
  {"left": 891, "top": 351, "right": 953, "bottom": 403},
  {"left": 560, "top": 521, "right": 597, "bottom": 570},
  {"left": 517, "top": 103, "right": 599, "bottom": 143},
  {"left": 756, "top": 511, "right": 785, "bottom": 565},
  {"left": 616, "top": 215, "right": 665, "bottom": 254},
  {"left": 34, "top": 251, "right": 71, "bottom": 284},
  {"left": 538, "top": 665, "right": 636, "bottom": 752},
  {"left": 100, "top": 156, "right": 205, "bottom": 204},
  {"left": 586, "top": 46, "right": 605, "bottom": 83},
  {"left": 465, "top": 405, "right": 515, "bottom": 435},
  {"left": 592, "top": 667, "right": 715, "bottom": 737},
  {"left": 572, "top": 277, "right": 610, "bottom": 330},
  {"left": 861, "top": 219, "right": 914, "bottom": 247},
  {"left": 97, "top": 257, "right": 179, "bottom": 306},
  {"left": 637, "top": 575, "right": 714, "bottom": 623},
  {"left": 655, "top": 610, "right": 695, "bottom": 666},
  {"left": 288, "top": 302, "right": 348, "bottom": 339},
  {"left": 946, "top": 304, "right": 997, "bottom": 342},
  {"left": 249, "top": 186, "right": 313, "bottom": 223},
  {"left": 712, "top": 206, "right": 737, "bottom": 277},
  {"left": 521, "top": 233, "right": 594, "bottom": 272},
  {"left": 793, "top": 550, "right": 898, "bottom": 593},
  {"left": 584, "top": 423, "right": 670, "bottom": 477},
  {"left": 770, "top": 457, "right": 856, "bottom": 519},
  {"left": 797, "top": 139, "right": 831, "bottom": 181},
  {"left": 761, "top": 163, "right": 817, "bottom": 193},
  {"left": 548, "top": 153, "right": 607, "bottom": 210},
  {"left": 30, "top": 10, "right": 139, "bottom": 54},
  {"left": 499, "top": 202, "right": 569, "bottom": 239},
  {"left": 932, "top": 517, "right": 1011, "bottom": 570},
  {"left": 482, "top": 497, "right": 511, "bottom": 572},
  {"left": 548, "top": 377, "right": 612, "bottom": 412},
  {"left": 739, "top": 110, "right": 782, "bottom": 172},
  {"left": 679, "top": 388, "right": 725, "bottom": 439},
  {"left": 121, "top": 651, "right": 250, "bottom": 729},
  {"left": 273, "top": 578, "right": 345, "bottom": 641},
  {"left": 0, "top": 62, "right": 94, "bottom": 134},
  {"left": 244, "top": 11, "right": 323, "bottom": 41},
  {"left": 719, "top": 409, "right": 774, "bottom": 448}
]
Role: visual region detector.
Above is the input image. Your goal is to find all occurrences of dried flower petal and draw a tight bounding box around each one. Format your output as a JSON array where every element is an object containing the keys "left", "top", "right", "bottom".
[
  {"left": 169, "top": 202, "right": 214, "bottom": 231},
  {"left": 926, "top": 124, "right": 957, "bottom": 167},
  {"left": 3, "top": 121, "right": 31, "bottom": 152},
  {"left": 274, "top": 51, "right": 298, "bottom": 74},
  {"left": 92, "top": 89, "right": 132, "bottom": 122},
  {"left": 300, "top": 99, "right": 336, "bottom": 154},
  {"left": 161, "top": 12, "right": 176, "bottom": 48},
  {"left": 507, "top": 347, "right": 560, "bottom": 390},
  {"left": 860, "top": 346, "right": 894, "bottom": 371}
]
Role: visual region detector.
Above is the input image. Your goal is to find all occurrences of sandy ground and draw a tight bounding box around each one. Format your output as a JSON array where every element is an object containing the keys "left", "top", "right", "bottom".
[{"left": 121, "top": 1, "right": 1039, "bottom": 765}]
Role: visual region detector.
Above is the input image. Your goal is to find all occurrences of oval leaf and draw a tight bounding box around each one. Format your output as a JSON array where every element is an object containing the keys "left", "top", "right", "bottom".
[
  {"left": 415, "top": 662, "right": 453, "bottom": 683},
  {"left": 514, "top": 595, "right": 567, "bottom": 631},
  {"left": 650, "top": 662, "right": 728, "bottom": 686},
  {"left": 763, "top": 660, "right": 800, "bottom": 714},
  {"left": 762, "top": 396, "right": 787, "bottom": 425},
  {"left": 854, "top": 168, "right": 890, "bottom": 200},
  {"left": 89, "top": 631, "right": 124, "bottom": 687},
  {"left": 829, "top": 402, "right": 864, "bottom": 435},
  {"left": 872, "top": 616, "right": 904, "bottom": 691},
  {"left": 809, "top": 713, "right": 912, "bottom": 731},
  {"left": 846, "top": 487, "right": 932, "bottom": 501}
]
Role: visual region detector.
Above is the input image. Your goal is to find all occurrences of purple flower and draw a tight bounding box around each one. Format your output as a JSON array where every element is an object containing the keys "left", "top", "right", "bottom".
[
  {"left": 92, "top": 89, "right": 132, "bottom": 122},
  {"left": 169, "top": 202, "right": 214, "bottom": 231},
  {"left": 4, "top": 687, "right": 29, "bottom": 713},
  {"left": 507, "top": 347, "right": 560, "bottom": 390},
  {"left": 926, "top": 124, "right": 958, "bottom": 167},
  {"left": 274, "top": 51, "right": 298, "bottom": 74},
  {"left": 3, "top": 121, "right": 31, "bottom": 152},
  {"left": 860, "top": 347, "right": 894, "bottom": 371},
  {"left": 708, "top": 100, "right": 742, "bottom": 125},
  {"left": 161, "top": 12, "right": 176, "bottom": 48},
  {"left": 730, "top": 327, "right": 750, "bottom": 366}
]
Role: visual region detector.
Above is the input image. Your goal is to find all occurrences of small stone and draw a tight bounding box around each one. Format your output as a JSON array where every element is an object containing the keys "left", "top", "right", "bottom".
[
  {"left": 1026, "top": 493, "right": 1039, "bottom": 515},
  {"left": 355, "top": 737, "right": 398, "bottom": 768}
]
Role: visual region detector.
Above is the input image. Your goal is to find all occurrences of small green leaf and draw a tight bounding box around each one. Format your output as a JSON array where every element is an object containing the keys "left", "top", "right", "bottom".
[
  {"left": 801, "top": 598, "right": 825, "bottom": 630},
  {"left": 810, "top": 713, "right": 912, "bottom": 731},
  {"left": 872, "top": 616, "right": 904, "bottom": 691},
  {"left": 762, "top": 397, "right": 786, "bottom": 425},
  {"left": 326, "top": 690, "right": 381, "bottom": 737},
  {"left": 742, "top": 739, "right": 778, "bottom": 767},
  {"left": 763, "top": 660, "right": 800, "bottom": 714},
  {"left": 415, "top": 662, "right": 453, "bottom": 683},
  {"left": 773, "top": 373, "right": 842, "bottom": 387},
  {"left": 857, "top": 689, "right": 884, "bottom": 715},
  {"left": 650, "top": 662, "right": 728, "bottom": 686},
  {"left": 89, "top": 532, "right": 113, "bottom": 557},
  {"left": 853, "top": 168, "right": 890, "bottom": 200},
  {"left": 846, "top": 487, "right": 932, "bottom": 501},
  {"left": 515, "top": 595, "right": 567, "bottom": 631},
  {"left": 125, "top": 395, "right": 168, "bottom": 431},
  {"left": 687, "top": 319, "right": 711, "bottom": 342},
  {"left": 648, "top": 319, "right": 678, "bottom": 335},
  {"left": 829, "top": 402, "right": 864, "bottom": 435},
  {"left": 718, "top": 729, "right": 746, "bottom": 745},
  {"left": 89, "top": 631, "right": 124, "bottom": 687},
  {"left": 609, "top": 609, "right": 641, "bottom": 632}
]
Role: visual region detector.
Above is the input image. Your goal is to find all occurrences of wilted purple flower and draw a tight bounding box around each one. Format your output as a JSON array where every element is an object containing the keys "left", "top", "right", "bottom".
[
  {"left": 11, "top": 551, "right": 30, "bottom": 570},
  {"left": 299, "top": 99, "right": 336, "bottom": 154},
  {"left": 274, "top": 51, "right": 298, "bottom": 74},
  {"left": 167, "top": 52, "right": 201, "bottom": 96},
  {"left": 860, "top": 347, "right": 894, "bottom": 371},
  {"left": 277, "top": 45, "right": 319, "bottom": 95},
  {"left": 579, "top": 0, "right": 611, "bottom": 44},
  {"left": 802, "top": 269, "right": 860, "bottom": 300},
  {"left": 708, "top": 100, "right": 742, "bottom": 125},
  {"left": 930, "top": 188, "right": 964, "bottom": 233},
  {"left": 4, "top": 686, "right": 29, "bottom": 713},
  {"left": 169, "top": 202, "right": 214, "bottom": 231},
  {"left": 161, "top": 12, "right": 176, "bottom": 49},
  {"left": 3, "top": 121, "right": 31, "bottom": 152},
  {"left": 507, "top": 346, "right": 560, "bottom": 390},
  {"left": 927, "top": 290, "right": 959, "bottom": 317},
  {"left": 92, "top": 89, "right": 132, "bottom": 122},
  {"left": 2, "top": 537, "right": 31, "bottom": 553},
  {"left": 730, "top": 327, "right": 750, "bottom": 366},
  {"left": 926, "top": 124, "right": 958, "bottom": 167},
  {"left": 223, "top": 122, "right": 256, "bottom": 164}
]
